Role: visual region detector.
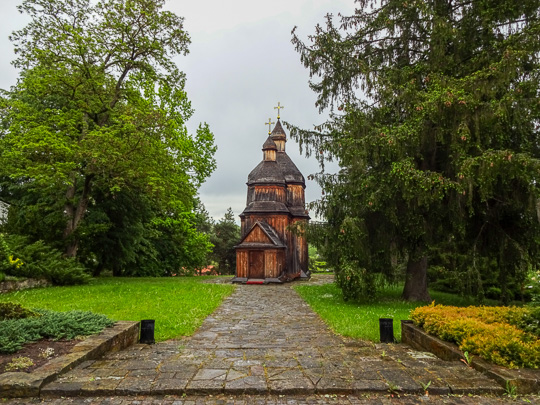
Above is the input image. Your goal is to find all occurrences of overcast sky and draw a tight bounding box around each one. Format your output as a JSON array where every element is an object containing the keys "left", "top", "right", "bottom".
[{"left": 0, "top": 0, "right": 354, "bottom": 221}]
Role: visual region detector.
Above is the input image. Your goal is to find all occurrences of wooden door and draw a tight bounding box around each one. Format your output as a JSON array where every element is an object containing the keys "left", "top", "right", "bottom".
[{"left": 249, "top": 250, "right": 265, "bottom": 279}]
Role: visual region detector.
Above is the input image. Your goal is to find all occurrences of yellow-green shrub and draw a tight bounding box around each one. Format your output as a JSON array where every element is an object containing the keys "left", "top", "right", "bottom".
[
  {"left": 410, "top": 304, "right": 540, "bottom": 368},
  {"left": 461, "top": 325, "right": 540, "bottom": 369}
]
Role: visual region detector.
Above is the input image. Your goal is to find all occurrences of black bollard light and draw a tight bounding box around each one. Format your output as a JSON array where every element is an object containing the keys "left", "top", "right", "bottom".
[
  {"left": 140, "top": 319, "right": 155, "bottom": 344},
  {"left": 379, "top": 318, "right": 394, "bottom": 343}
]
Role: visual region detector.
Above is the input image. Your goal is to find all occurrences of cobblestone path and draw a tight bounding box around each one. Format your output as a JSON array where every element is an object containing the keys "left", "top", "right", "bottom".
[{"left": 35, "top": 283, "right": 505, "bottom": 400}]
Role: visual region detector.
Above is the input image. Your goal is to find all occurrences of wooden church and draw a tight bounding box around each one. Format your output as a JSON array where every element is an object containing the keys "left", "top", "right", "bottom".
[{"left": 233, "top": 106, "right": 310, "bottom": 283}]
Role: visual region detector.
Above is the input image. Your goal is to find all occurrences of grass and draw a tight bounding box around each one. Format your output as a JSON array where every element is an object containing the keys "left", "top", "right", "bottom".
[
  {"left": 294, "top": 282, "right": 498, "bottom": 342},
  {"left": 0, "top": 276, "right": 235, "bottom": 342}
]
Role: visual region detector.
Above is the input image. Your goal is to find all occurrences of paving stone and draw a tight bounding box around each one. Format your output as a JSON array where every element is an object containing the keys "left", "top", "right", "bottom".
[
  {"left": 81, "top": 378, "right": 122, "bottom": 394},
  {"left": 122, "top": 360, "right": 160, "bottom": 370},
  {"left": 127, "top": 369, "right": 159, "bottom": 377},
  {"left": 193, "top": 369, "right": 228, "bottom": 381},
  {"left": 115, "top": 377, "right": 155, "bottom": 395},
  {"left": 224, "top": 375, "right": 267, "bottom": 394},
  {"left": 91, "top": 368, "right": 129, "bottom": 378},
  {"left": 377, "top": 369, "right": 421, "bottom": 393},
  {"left": 445, "top": 377, "right": 505, "bottom": 395},
  {"left": 186, "top": 378, "right": 224, "bottom": 393},
  {"left": 151, "top": 378, "right": 188, "bottom": 394},
  {"left": 350, "top": 379, "right": 388, "bottom": 392},
  {"left": 226, "top": 369, "right": 248, "bottom": 381},
  {"left": 267, "top": 378, "right": 315, "bottom": 394},
  {"left": 250, "top": 365, "right": 265, "bottom": 376},
  {"left": 315, "top": 378, "right": 353, "bottom": 393},
  {"left": 265, "top": 358, "right": 301, "bottom": 368}
]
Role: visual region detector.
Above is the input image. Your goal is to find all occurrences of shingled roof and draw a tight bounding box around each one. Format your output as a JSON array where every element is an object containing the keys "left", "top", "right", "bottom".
[
  {"left": 242, "top": 200, "right": 290, "bottom": 215},
  {"left": 262, "top": 136, "right": 277, "bottom": 150},
  {"left": 275, "top": 152, "right": 305, "bottom": 184},
  {"left": 247, "top": 160, "right": 286, "bottom": 185},
  {"left": 270, "top": 119, "right": 286, "bottom": 140}
]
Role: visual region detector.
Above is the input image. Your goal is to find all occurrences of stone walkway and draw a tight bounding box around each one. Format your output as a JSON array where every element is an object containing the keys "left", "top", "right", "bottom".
[{"left": 35, "top": 283, "right": 505, "bottom": 400}]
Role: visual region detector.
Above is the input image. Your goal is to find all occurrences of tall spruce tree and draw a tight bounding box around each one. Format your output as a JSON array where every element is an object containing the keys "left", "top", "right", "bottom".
[{"left": 291, "top": 0, "right": 540, "bottom": 301}]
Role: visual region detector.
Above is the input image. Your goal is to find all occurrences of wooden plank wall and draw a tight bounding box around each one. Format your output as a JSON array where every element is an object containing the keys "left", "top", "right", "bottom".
[
  {"left": 242, "top": 215, "right": 289, "bottom": 241},
  {"left": 244, "top": 226, "right": 271, "bottom": 244},
  {"left": 287, "top": 184, "right": 305, "bottom": 207},
  {"left": 264, "top": 250, "right": 285, "bottom": 278},
  {"left": 254, "top": 185, "right": 286, "bottom": 203},
  {"left": 236, "top": 250, "right": 248, "bottom": 278}
]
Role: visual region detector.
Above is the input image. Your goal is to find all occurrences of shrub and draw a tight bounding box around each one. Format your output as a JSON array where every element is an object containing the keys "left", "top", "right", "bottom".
[
  {"left": 2, "top": 234, "right": 91, "bottom": 285},
  {"left": 0, "top": 233, "right": 16, "bottom": 274},
  {"left": 515, "top": 306, "right": 540, "bottom": 338},
  {"left": 0, "top": 309, "right": 115, "bottom": 354},
  {"left": 410, "top": 304, "right": 540, "bottom": 368},
  {"left": 5, "top": 356, "right": 34, "bottom": 371},
  {"left": 525, "top": 269, "right": 540, "bottom": 306},
  {"left": 335, "top": 263, "right": 377, "bottom": 301},
  {"left": 460, "top": 324, "right": 540, "bottom": 369},
  {"left": 0, "top": 302, "right": 41, "bottom": 320}
]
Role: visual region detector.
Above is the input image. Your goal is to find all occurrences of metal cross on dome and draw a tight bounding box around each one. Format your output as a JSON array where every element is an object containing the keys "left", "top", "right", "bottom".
[
  {"left": 274, "top": 102, "right": 284, "bottom": 119},
  {"left": 265, "top": 118, "right": 275, "bottom": 135}
]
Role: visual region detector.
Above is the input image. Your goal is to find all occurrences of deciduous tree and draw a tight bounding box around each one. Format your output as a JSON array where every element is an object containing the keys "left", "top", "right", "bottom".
[{"left": 0, "top": 0, "right": 216, "bottom": 259}]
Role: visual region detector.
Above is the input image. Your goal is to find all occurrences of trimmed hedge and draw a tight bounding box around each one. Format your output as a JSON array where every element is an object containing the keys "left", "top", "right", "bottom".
[{"left": 410, "top": 304, "right": 540, "bottom": 369}]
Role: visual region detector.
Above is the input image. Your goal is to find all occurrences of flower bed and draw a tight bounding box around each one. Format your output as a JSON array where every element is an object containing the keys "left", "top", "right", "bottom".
[{"left": 410, "top": 304, "right": 540, "bottom": 369}]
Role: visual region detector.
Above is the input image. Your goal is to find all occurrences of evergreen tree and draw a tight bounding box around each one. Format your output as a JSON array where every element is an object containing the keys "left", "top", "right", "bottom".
[
  {"left": 194, "top": 201, "right": 215, "bottom": 235},
  {"left": 291, "top": 0, "right": 540, "bottom": 301},
  {"left": 211, "top": 208, "right": 240, "bottom": 275}
]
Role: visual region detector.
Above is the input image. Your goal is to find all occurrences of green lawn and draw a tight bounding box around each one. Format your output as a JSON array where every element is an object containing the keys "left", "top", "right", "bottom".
[
  {"left": 294, "top": 282, "right": 496, "bottom": 342},
  {"left": 0, "top": 277, "right": 235, "bottom": 342}
]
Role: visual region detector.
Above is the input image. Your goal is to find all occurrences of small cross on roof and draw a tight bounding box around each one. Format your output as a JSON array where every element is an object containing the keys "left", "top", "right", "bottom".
[
  {"left": 274, "top": 102, "right": 284, "bottom": 119},
  {"left": 265, "top": 118, "right": 275, "bottom": 135}
]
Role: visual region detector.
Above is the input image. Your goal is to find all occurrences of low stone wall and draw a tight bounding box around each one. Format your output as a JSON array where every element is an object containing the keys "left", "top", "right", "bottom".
[
  {"left": 0, "top": 278, "right": 51, "bottom": 293},
  {"left": 401, "top": 320, "right": 540, "bottom": 394},
  {"left": 0, "top": 321, "right": 139, "bottom": 398}
]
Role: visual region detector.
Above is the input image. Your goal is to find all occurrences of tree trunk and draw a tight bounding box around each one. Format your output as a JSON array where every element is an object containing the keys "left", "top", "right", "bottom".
[
  {"left": 93, "top": 262, "right": 104, "bottom": 277},
  {"left": 63, "top": 174, "right": 93, "bottom": 258},
  {"left": 402, "top": 255, "right": 431, "bottom": 302}
]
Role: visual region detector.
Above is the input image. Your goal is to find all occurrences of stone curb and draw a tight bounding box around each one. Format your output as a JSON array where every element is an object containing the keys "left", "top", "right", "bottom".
[
  {"left": 401, "top": 320, "right": 540, "bottom": 394},
  {"left": 7, "top": 393, "right": 539, "bottom": 405},
  {"left": 38, "top": 381, "right": 506, "bottom": 398},
  {"left": 0, "top": 321, "right": 139, "bottom": 398}
]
